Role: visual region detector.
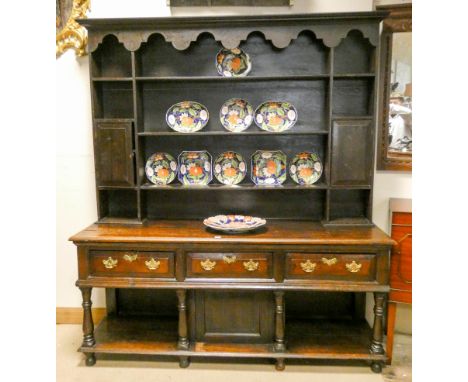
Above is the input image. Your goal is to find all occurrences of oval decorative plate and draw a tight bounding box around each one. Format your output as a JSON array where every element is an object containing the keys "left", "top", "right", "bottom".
[
  {"left": 216, "top": 48, "right": 252, "bottom": 77},
  {"left": 289, "top": 152, "right": 323, "bottom": 185},
  {"left": 213, "top": 151, "right": 247, "bottom": 185},
  {"left": 251, "top": 150, "right": 287, "bottom": 186},
  {"left": 219, "top": 98, "right": 254, "bottom": 132},
  {"left": 178, "top": 151, "right": 212, "bottom": 185},
  {"left": 145, "top": 152, "right": 177, "bottom": 185},
  {"left": 166, "top": 101, "right": 209, "bottom": 133},
  {"left": 204, "top": 215, "right": 266, "bottom": 233},
  {"left": 254, "top": 101, "right": 298, "bottom": 132}
]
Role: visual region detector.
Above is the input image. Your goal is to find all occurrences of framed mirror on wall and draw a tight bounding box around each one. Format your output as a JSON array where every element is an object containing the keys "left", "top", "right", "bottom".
[{"left": 376, "top": 4, "right": 412, "bottom": 171}]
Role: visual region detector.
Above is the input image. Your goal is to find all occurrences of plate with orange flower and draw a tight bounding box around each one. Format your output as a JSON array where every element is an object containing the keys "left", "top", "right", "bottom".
[
  {"left": 145, "top": 152, "right": 177, "bottom": 185},
  {"left": 216, "top": 48, "right": 252, "bottom": 77},
  {"left": 251, "top": 150, "right": 287, "bottom": 186},
  {"left": 219, "top": 98, "right": 254, "bottom": 132},
  {"left": 214, "top": 151, "right": 247, "bottom": 185},
  {"left": 166, "top": 101, "right": 209, "bottom": 133},
  {"left": 204, "top": 215, "right": 266, "bottom": 233},
  {"left": 254, "top": 101, "right": 298, "bottom": 132},
  {"left": 289, "top": 152, "right": 323, "bottom": 185},
  {"left": 178, "top": 151, "right": 212, "bottom": 185}
]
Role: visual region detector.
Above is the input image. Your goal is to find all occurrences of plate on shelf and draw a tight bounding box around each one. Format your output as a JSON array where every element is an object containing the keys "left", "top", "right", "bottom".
[
  {"left": 145, "top": 152, "right": 178, "bottom": 185},
  {"left": 216, "top": 48, "right": 252, "bottom": 77},
  {"left": 254, "top": 101, "right": 298, "bottom": 132},
  {"left": 213, "top": 151, "right": 247, "bottom": 185},
  {"left": 219, "top": 98, "right": 254, "bottom": 132},
  {"left": 178, "top": 151, "right": 212, "bottom": 185},
  {"left": 204, "top": 215, "right": 266, "bottom": 233},
  {"left": 289, "top": 152, "right": 323, "bottom": 185},
  {"left": 166, "top": 101, "right": 209, "bottom": 133},
  {"left": 251, "top": 150, "right": 287, "bottom": 186}
]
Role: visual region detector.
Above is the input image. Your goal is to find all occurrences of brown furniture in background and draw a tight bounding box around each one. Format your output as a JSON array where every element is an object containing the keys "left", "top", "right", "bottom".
[
  {"left": 71, "top": 12, "right": 394, "bottom": 373},
  {"left": 386, "top": 198, "right": 412, "bottom": 364}
]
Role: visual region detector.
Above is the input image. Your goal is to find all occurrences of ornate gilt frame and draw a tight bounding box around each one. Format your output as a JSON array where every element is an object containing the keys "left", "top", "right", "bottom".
[
  {"left": 56, "top": 0, "right": 91, "bottom": 58},
  {"left": 376, "top": 4, "right": 412, "bottom": 171}
]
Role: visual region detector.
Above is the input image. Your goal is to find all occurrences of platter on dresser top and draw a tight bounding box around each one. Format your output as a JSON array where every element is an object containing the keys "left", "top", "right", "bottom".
[
  {"left": 178, "top": 151, "right": 212, "bottom": 185},
  {"left": 166, "top": 101, "right": 209, "bottom": 133},
  {"left": 254, "top": 101, "right": 298, "bottom": 133},
  {"left": 289, "top": 152, "right": 323, "bottom": 185},
  {"left": 219, "top": 98, "right": 254, "bottom": 132},
  {"left": 213, "top": 151, "right": 247, "bottom": 185},
  {"left": 216, "top": 48, "right": 252, "bottom": 77},
  {"left": 145, "top": 152, "right": 178, "bottom": 185},
  {"left": 251, "top": 150, "right": 287, "bottom": 186},
  {"left": 203, "top": 214, "right": 266, "bottom": 233}
]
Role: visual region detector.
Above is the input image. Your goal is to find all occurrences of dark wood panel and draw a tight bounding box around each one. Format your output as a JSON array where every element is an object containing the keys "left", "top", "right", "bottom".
[
  {"left": 329, "top": 190, "right": 370, "bottom": 220},
  {"left": 334, "top": 30, "right": 374, "bottom": 74},
  {"left": 93, "top": 82, "right": 134, "bottom": 119},
  {"left": 98, "top": 189, "right": 138, "bottom": 219},
  {"left": 91, "top": 35, "right": 132, "bottom": 78},
  {"left": 332, "top": 79, "right": 373, "bottom": 116}
]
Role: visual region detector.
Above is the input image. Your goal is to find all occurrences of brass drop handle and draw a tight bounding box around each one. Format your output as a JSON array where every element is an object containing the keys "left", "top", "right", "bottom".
[
  {"left": 300, "top": 260, "right": 316, "bottom": 273},
  {"left": 145, "top": 258, "right": 160, "bottom": 270},
  {"left": 346, "top": 260, "right": 362, "bottom": 273},
  {"left": 201, "top": 258, "right": 216, "bottom": 271},
  {"left": 321, "top": 257, "right": 337, "bottom": 266},
  {"left": 102, "top": 257, "right": 118, "bottom": 269},
  {"left": 243, "top": 259, "right": 259, "bottom": 271},
  {"left": 223, "top": 255, "right": 237, "bottom": 264},
  {"left": 123, "top": 253, "right": 138, "bottom": 262}
]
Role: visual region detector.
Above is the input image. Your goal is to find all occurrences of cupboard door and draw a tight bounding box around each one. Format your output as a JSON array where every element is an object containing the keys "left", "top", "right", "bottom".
[
  {"left": 95, "top": 121, "right": 134, "bottom": 186},
  {"left": 331, "top": 120, "right": 372, "bottom": 186}
]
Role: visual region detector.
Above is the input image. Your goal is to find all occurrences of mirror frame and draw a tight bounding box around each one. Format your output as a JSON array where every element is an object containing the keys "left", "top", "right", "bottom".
[{"left": 376, "top": 4, "right": 412, "bottom": 171}]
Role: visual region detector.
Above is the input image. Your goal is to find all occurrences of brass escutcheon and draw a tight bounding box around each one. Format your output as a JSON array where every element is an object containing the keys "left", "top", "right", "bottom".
[
  {"left": 321, "top": 257, "right": 338, "bottom": 266},
  {"left": 300, "top": 260, "right": 316, "bottom": 273},
  {"left": 346, "top": 260, "right": 362, "bottom": 273},
  {"left": 223, "top": 255, "right": 237, "bottom": 264},
  {"left": 123, "top": 253, "right": 138, "bottom": 262},
  {"left": 200, "top": 258, "right": 216, "bottom": 271},
  {"left": 145, "top": 258, "right": 160, "bottom": 270},
  {"left": 102, "top": 257, "right": 118, "bottom": 269},
  {"left": 243, "top": 259, "right": 259, "bottom": 271}
]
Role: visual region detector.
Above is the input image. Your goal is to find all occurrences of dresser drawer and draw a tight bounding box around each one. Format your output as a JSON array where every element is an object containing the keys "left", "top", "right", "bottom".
[
  {"left": 90, "top": 250, "right": 175, "bottom": 278},
  {"left": 285, "top": 253, "right": 376, "bottom": 282},
  {"left": 186, "top": 253, "right": 273, "bottom": 279}
]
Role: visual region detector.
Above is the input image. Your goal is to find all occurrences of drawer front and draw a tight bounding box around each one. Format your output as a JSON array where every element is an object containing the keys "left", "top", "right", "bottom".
[
  {"left": 286, "top": 253, "right": 376, "bottom": 282},
  {"left": 186, "top": 253, "right": 273, "bottom": 279},
  {"left": 90, "top": 250, "right": 175, "bottom": 278}
]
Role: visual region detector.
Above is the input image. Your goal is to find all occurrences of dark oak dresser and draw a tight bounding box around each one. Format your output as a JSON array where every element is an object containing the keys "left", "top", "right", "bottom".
[{"left": 71, "top": 12, "right": 394, "bottom": 373}]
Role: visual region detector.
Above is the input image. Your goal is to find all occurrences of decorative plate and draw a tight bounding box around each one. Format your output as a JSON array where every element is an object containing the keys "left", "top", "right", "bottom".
[
  {"left": 289, "top": 152, "right": 323, "bottom": 185},
  {"left": 178, "top": 151, "right": 212, "bottom": 185},
  {"left": 166, "top": 101, "right": 209, "bottom": 133},
  {"left": 254, "top": 101, "right": 298, "bottom": 132},
  {"left": 203, "top": 215, "right": 266, "bottom": 233},
  {"left": 251, "top": 150, "right": 287, "bottom": 186},
  {"left": 219, "top": 98, "right": 254, "bottom": 132},
  {"left": 145, "top": 152, "right": 177, "bottom": 185},
  {"left": 213, "top": 151, "right": 247, "bottom": 185},
  {"left": 216, "top": 48, "right": 252, "bottom": 77}
]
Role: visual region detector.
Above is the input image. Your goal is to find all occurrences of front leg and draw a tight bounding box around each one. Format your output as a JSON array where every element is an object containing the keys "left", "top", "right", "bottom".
[
  {"left": 370, "top": 292, "right": 385, "bottom": 373},
  {"left": 79, "top": 286, "right": 96, "bottom": 366}
]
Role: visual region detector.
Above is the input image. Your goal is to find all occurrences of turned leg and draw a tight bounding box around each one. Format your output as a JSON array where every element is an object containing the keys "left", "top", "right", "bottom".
[
  {"left": 275, "top": 358, "right": 285, "bottom": 371},
  {"left": 370, "top": 292, "right": 385, "bottom": 373},
  {"left": 179, "top": 356, "right": 190, "bottom": 368},
  {"left": 176, "top": 289, "right": 189, "bottom": 351},
  {"left": 79, "top": 287, "right": 96, "bottom": 366},
  {"left": 386, "top": 301, "right": 397, "bottom": 365},
  {"left": 273, "top": 291, "right": 286, "bottom": 353}
]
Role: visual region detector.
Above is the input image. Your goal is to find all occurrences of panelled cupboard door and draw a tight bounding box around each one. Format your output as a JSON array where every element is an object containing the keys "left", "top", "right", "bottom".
[
  {"left": 331, "top": 120, "right": 372, "bottom": 186},
  {"left": 95, "top": 121, "right": 134, "bottom": 186}
]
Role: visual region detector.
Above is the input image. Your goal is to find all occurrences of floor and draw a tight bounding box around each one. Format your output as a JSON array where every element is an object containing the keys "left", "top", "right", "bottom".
[{"left": 57, "top": 325, "right": 411, "bottom": 382}]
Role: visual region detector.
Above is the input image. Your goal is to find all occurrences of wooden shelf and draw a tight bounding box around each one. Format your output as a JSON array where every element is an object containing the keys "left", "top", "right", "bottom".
[
  {"left": 323, "top": 217, "right": 373, "bottom": 227},
  {"left": 135, "top": 75, "right": 330, "bottom": 82},
  {"left": 333, "top": 73, "right": 375, "bottom": 78},
  {"left": 97, "top": 217, "right": 144, "bottom": 225},
  {"left": 140, "top": 183, "right": 328, "bottom": 190},
  {"left": 92, "top": 77, "right": 133, "bottom": 82},
  {"left": 138, "top": 130, "right": 329, "bottom": 137}
]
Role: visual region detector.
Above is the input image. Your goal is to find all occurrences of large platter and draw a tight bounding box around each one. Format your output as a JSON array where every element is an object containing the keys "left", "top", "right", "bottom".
[
  {"left": 178, "top": 151, "right": 212, "bottom": 185},
  {"left": 145, "top": 152, "right": 177, "bottom": 185},
  {"left": 216, "top": 48, "right": 252, "bottom": 77},
  {"left": 251, "top": 150, "right": 287, "bottom": 186},
  {"left": 254, "top": 101, "right": 298, "bottom": 132},
  {"left": 219, "top": 98, "right": 254, "bottom": 132},
  {"left": 166, "top": 101, "right": 209, "bottom": 133},
  {"left": 203, "top": 215, "right": 266, "bottom": 233},
  {"left": 213, "top": 151, "right": 247, "bottom": 185},
  {"left": 289, "top": 152, "right": 323, "bottom": 185}
]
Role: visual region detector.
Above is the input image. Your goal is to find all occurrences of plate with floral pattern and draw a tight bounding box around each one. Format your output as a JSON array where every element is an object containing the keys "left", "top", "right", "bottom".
[
  {"left": 178, "top": 151, "right": 212, "bottom": 185},
  {"left": 219, "top": 98, "right": 254, "bottom": 132},
  {"left": 216, "top": 48, "right": 252, "bottom": 77},
  {"left": 254, "top": 101, "right": 298, "bottom": 132},
  {"left": 204, "top": 215, "right": 266, "bottom": 233},
  {"left": 251, "top": 150, "right": 287, "bottom": 186},
  {"left": 145, "top": 152, "right": 177, "bottom": 185},
  {"left": 213, "top": 151, "right": 247, "bottom": 185},
  {"left": 166, "top": 101, "right": 209, "bottom": 133},
  {"left": 289, "top": 152, "right": 323, "bottom": 185}
]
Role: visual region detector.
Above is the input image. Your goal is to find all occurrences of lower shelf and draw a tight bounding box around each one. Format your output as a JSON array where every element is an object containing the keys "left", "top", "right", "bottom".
[{"left": 80, "top": 315, "right": 385, "bottom": 361}]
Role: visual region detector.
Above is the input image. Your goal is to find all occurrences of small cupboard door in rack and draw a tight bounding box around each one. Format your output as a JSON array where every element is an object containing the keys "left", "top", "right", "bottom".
[{"left": 95, "top": 120, "right": 135, "bottom": 187}]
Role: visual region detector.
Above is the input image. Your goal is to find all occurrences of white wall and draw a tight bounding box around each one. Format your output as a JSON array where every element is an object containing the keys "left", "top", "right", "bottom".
[{"left": 57, "top": 0, "right": 411, "bottom": 332}]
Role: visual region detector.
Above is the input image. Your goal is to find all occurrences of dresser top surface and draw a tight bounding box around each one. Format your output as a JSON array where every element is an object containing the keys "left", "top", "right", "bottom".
[{"left": 70, "top": 220, "right": 394, "bottom": 246}]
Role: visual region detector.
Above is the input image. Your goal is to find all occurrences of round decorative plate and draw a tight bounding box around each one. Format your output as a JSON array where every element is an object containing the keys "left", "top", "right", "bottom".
[
  {"left": 251, "top": 150, "right": 287, "bottom": 186},
  {"left": 216, "top": 48, "right": 252, "bottom": 77},
  {"left": 254, "top": 101, "right": 298, "bottom": 132},
  {"left": 145, "top": 152, "right": 177, "bottom": 185},
  {"left": 213, "top": 151, "right": 247, "bottom": 185},
  {"left": 178, "top": 151, "right": 212, "bottom": 185},
  {"left": 219, "top": 98, "right": 254, "bottom": 132},
  {"left": 203, "top": 215, "right": 266, "bottom": 233},
  {"left": 289, "top": 152, "right": 323, "bottom": 185},
  {"left": 166, "top": 101, "right": 209, "bottom": 133}
]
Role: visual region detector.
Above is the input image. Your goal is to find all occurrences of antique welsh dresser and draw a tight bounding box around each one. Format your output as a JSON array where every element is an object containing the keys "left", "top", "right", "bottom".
[{"left": 71, "top": 12, "right": 394, "bottom": 373}]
